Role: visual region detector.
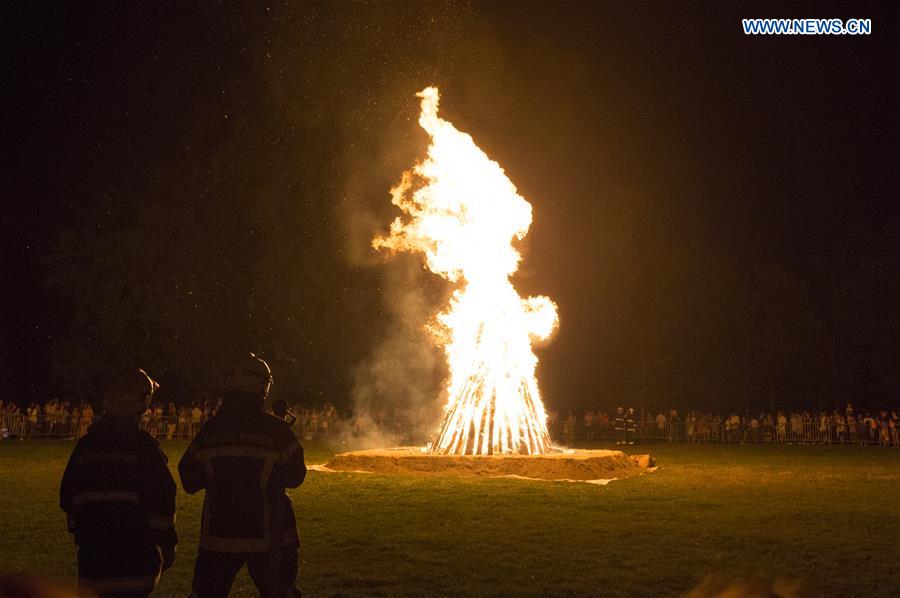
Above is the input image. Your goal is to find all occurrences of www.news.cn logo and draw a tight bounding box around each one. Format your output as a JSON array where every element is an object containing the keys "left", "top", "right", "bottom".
[{"left": 742, "top": 18, "right": 872, "bottom": 35}]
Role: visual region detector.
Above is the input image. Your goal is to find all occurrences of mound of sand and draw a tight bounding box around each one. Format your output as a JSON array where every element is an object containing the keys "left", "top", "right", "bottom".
[{"left": 321, "top": 448, "right": 654, "bottom": 482}]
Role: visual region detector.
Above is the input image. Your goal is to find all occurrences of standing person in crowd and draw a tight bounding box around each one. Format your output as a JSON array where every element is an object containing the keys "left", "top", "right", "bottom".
[
  {"left": 614, "top": 407, "right": 626, "bottom": 445},
  {"left": 878, "top": 410, "right": 891, "bottom": 447},
  {"left": 175, "top": 406, "right": 188, "bottom": 439},
  {"left": 819, "top": 412, "right": 831, "bottom": 444},
  {"left": 668, "top": 409, "right": 679, "bottom": 442},
  {"left": 43, "top": 402, "right": 54, "bottom": 434},
  {"left": 308, "top": 409, "right": 319, "bottom": 440},
  {"left": 202, "top": 399, "right": 214, "bottom": 422},
  {"left": 598, "top": 411, "right": 609, "bottom": 440},
  {"left": 68, "top": 404, "right": 81, "bottom": 439},
  {"left": 762, "top": 413, "right": 774, "bottom": 442},
  {"left": 776, "top": 411, "right": 787, "bottom": 443},
  {"left": 548, "top": 409, "right": 559, "bottom": 438},
  {"left": 0, "top": 401, "right": 14, "bottom": 440},
  {"left": 740, "top": 411, "right": 750, "bottom": 444},
  {"left": 891, "top": 412, "right": 899, "bottom": 447},
  {"left": 863, "top": 412, "right": 876, "bottom": 444},
  {"left": 352, "top": 410, "right": 368, "bottom": 436},
  {"left": 26, "top": 403, "right": 39, "bottom": 437},
  {"left": 179, "top": 354, "right": 306, "bottom": 598},
  {"left": 789, "top": 412, "right": 801, "bottom": 442},
  {"left": 319, "top": 407, "right": 331, "bottom": 440},
  {"left": 165, "top": 403, "right": 177, "bottom": 440},
  {"left": 583, "top": 410, "right": 595, "bottom": 441},
  {"left": 848, "top": 411, "right": 858, "bottom": 442},
  {"left": 655, "top": 411, "right": 667, "bottom": 440},
  {"left": 564, "top": 411, "right": 576, "bottom": 443},
  {"left": 60, "top": 369, "right": 177, "bottom": 597},
  {"left": 625, "top": 407, "right": 637, "bottom": 445},
  {"left": 724, "top": 413, "right": 736, "bottom": 442},
  {"left": 836, "top": 412, "right": 847, "bottom": 443},
  {"left": 190, "top": 403, "right": 203, "bottom": 437}
]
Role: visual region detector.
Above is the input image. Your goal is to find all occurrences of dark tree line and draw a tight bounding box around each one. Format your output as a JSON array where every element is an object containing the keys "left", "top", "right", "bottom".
[
  {"left": 45, "top": 172, "right": 898, "bottom": 413},
  {"left": 533, "top": 191, "right": 898, "bottom": 415}
]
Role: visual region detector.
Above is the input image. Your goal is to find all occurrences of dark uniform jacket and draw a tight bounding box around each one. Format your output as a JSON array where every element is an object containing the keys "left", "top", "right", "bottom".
[
  {"left": 60, "top": 417, "right": 177, "bottom": 594},
  {"left": 614, "top": 412, "right": 626, "bottom": 431},
  {"left": 625, "top": 412, "right": 637, "bottom": 432},
  {"left": 178, "top": 407, "right": 306, "bottom": 554}
]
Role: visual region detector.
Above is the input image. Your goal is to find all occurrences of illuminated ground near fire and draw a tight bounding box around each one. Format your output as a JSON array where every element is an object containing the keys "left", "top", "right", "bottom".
[{"left": 2, "top": 441, "right": 898, "bottom": 596}]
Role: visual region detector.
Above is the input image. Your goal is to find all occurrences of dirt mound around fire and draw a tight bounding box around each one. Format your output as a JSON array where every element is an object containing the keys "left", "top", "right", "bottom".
[{"left": 322, "top": 448, "right": 654, "bottom": 482}]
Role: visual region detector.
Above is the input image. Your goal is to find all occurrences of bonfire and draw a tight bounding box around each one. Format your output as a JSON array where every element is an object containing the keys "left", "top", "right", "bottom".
[{"left": 374, "top": 87, "right": 558, "bottom": 455}]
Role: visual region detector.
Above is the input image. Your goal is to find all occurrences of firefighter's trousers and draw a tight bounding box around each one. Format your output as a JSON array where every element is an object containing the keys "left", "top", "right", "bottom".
[
  {"left": 190, "top": 544, "right": 300, "bottom": 598},
  {"left": 77, "top": 542, "right": 161, "bottom": 598}
]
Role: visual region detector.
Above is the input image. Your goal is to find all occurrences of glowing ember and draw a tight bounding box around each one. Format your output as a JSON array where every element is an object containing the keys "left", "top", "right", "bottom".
[{"left": 374, "top": 87, "right": 559, "bottom": 455}]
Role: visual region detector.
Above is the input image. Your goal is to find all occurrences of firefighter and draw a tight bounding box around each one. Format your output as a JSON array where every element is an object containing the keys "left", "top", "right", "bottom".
[
  {"left": 179, "top": 354, "right": 306, "bottom": 598},
  {"left": 614, "top": 407, "right": 626, "bottom": 445},
  {"left": 60, "top": 369, "right": 177, "bottom": 597},
  {"left": 626, "top": 407, "right": 637, "bottom": 445}
]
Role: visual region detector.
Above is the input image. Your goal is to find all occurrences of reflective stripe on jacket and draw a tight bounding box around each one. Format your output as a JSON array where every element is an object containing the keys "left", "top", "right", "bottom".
[{"left": 179, "top": 408, "right": 306, "bottom": 554}]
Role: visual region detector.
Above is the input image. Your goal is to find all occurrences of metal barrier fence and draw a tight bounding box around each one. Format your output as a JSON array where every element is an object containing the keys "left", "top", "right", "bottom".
[
  {"left": 0, "top": 413, "right": 205, "bottom": 441},
  {"left": 0, "top": 413, "right": 415, "bottom": 444},
  {"left": 1, "top": 413, "right": 86, "bottom": 439},
  {"left": 547, "top": 420, "right": 897, "bottom": 446},
  {"left": 2, "top": 412, "right": 896, "bottom": 447}
]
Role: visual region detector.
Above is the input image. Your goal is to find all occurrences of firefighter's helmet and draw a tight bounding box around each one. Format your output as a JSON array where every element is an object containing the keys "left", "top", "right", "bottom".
[
  {"left": 223, "top": 353, "right": 272, "bottom": 398},
  {"left": 105, "top": 369, "right": 158, "bottom": 417}
]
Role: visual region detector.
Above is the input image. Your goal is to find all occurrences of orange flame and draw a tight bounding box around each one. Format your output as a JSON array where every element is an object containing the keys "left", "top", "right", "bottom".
[{"left": 374, "top": 87, "right": 558, "bottom": 455}]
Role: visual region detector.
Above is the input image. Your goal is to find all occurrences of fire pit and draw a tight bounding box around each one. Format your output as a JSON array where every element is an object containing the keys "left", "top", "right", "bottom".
[{"left": 319, "top": 448, "right": 655, "bottom": 483}]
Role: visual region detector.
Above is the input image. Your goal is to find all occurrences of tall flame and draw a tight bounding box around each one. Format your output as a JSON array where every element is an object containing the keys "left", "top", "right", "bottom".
[{"left": 374, "top": 87, "right": 559, "bottom": 455}]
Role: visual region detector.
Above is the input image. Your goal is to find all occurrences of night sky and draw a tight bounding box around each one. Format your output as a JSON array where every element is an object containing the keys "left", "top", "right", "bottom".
[{"left": 4, "top": 2, "right": 898, "bottom": 415}]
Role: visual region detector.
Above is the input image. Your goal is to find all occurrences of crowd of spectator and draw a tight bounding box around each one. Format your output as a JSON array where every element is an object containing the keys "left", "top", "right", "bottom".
[
  {"left": 0, "top": 398, "right": 411, "bottom": 444},
  {"left": 0, "top": 399, "right": 95, "bottom": 439},
  {"left": 294, "top": 403, "right": 341, "bottom": 440},
  {"left": 2, "top": 397, "right": 897, "bottom": 447},
  {"left": 0, "top": 398, "right": 213, "bottom": 441},
  {"left": 548, "top": 404, "right": 899, "bottom": 446},
  {"left": 295, "top": 404, "right": 425, "bottom": 441}
]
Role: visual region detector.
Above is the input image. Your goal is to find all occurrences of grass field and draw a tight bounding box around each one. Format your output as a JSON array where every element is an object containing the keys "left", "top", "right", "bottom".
[{"left": 1, "top": 440, "right": 898, "bottom": 597}]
